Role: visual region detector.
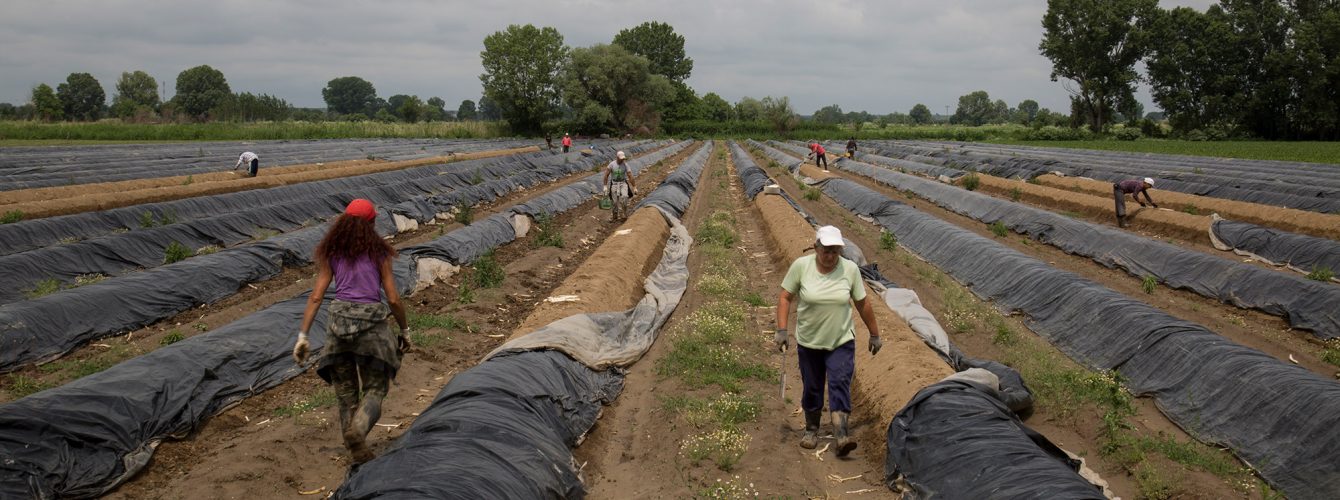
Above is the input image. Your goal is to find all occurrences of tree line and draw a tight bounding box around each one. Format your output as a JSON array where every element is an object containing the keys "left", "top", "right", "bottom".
[{"left": 1041, "top": 0, "right": 1340, "bottom": 140}]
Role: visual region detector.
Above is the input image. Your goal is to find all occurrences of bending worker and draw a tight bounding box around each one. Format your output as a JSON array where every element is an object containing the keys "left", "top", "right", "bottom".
[
  {"left": 808, "top": 142, "right": 829, "bottom": 171},
  {"left": 1113, "top": 177, "right": 1157, "bottom": 228},
  {"left": 775, "top": 225, "right": 882, "bottom": 457},
  {"left": 602, "top": 150, "right": 638, "bottom": 222},
  {"left": 234, "top": 151, "right": 259, "bottom": 177},
  {"left": 293, "top": 199, "right": 410, "bottom": 465}
]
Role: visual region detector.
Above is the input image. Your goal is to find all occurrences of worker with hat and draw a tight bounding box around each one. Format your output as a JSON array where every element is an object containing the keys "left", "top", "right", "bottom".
[
  {"left": 775, "top": 225, "right": 882, "bottom": 457},
  {"left": 1113, "top": 177, "right": 1158, "bottom": 228},
  {"left": 293, "top": 199, "right": 410, "bottom": 465},
  {"left": 562, "top": 133, "right": 572, "bottom": 153},
  {"left": 602, "top": 150, "right": 638, "bottom": 222}
]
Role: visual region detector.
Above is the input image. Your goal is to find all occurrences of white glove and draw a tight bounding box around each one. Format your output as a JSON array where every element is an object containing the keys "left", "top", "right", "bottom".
[
  {"left": 398, "top": 329, "right": 412, "bottom": 353},
  {"left": 292, "top": 332, "right": 310, "bottom": 364},
  {"left": 603, "top": 184, "right": 610, "bottom": 196}
]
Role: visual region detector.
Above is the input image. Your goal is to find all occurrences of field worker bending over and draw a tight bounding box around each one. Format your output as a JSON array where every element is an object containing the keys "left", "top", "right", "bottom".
[
  {"left": 562, "top": 133, "right": 572, "bottom": 153},
  {"left": 293, "top": 199, "right": 410, "bottom": 465},
  {"left": 602, "top": 150, "right": 638, "bottom": 222},
  {"left": 1113, "top": 177, "right": 1157, "bottom": 228},
  {"left": 775, "top": 225, "right": 882, "bottom": 457},
  {"left": 808, "top": 142, "right": 829, "bottom": 171},
  {"left": 234, "top": 151, "right": 259, "bottom": 177}
]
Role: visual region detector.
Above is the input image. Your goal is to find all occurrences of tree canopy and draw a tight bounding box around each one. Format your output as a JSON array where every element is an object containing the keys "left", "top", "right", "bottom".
[
  {"left": 56, "top": 72, "right": 105, "bottom": 121},
  {"left": 31, "top": 84, "right": 62, "bottom": 121},
  {"left": 174, "top": 65, "right": 231, "bottom": 120},
  {"left": 701, "top": 93, "right": 732, "bottom": 122},
  {"left": 953, "top": 90, "right": 995, "bottom": 126},
  {"left": 1040, "top": 0, "right": 1157, "bottom": 132},
  {"left": 480, "top": 24, "right": 567, "bottom": 134},
  {"left": 111, "top": 70, "right": 160, "bottom": 118},
  {"left": 612, "top": 21, "right": 693, "bottom": 83},
  {"left": 561, "top": 43, "right": 675, "bottom": 133},
  {"left": 457, "top": 99, "right": 477, "bottom": 120},
  {"left": 322, "top": 76, "right": 379, "bottom": 116}
]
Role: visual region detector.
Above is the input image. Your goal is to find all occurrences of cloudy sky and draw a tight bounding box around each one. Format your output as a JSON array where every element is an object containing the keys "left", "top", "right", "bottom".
[{"left": 0, "top": 0, "right": 1216, "bottom": 116}]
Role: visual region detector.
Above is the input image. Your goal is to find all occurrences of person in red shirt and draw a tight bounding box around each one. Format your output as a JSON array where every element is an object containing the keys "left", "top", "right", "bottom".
[
  {"left": 561, "top": 133, "right": 572, "bottom": 153},
  {"left": 810, "top": 142, "right": 829, "bottom": 171}
]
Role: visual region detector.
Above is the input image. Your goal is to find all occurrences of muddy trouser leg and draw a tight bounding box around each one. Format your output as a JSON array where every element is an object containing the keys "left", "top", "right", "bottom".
[
  {"left": 249, "top": 159, "right": 259, "bottom": 177},
  {"left": 351, "top": 362, "right": 390, "bottom": 439},
  {"left": 328, "top": 363, "right": 363, "bottom": 450},
  {"left": 1113, "top": 184, "right": 1126, "bottom": 223}
]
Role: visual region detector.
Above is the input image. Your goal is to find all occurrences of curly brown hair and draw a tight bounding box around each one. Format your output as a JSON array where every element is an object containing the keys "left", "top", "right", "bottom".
[{"left": 314, "top": 214, "right": 396, "bottom": 265}]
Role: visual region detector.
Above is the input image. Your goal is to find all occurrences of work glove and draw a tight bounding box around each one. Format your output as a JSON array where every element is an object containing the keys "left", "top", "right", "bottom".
[
  {"left": 292, "top": 332, "right": 310, "bottom": 365},
  {"left": 631, "top": 186, "right": 638, "bottom": 196},
  {"left": 398, "top": 329, "right": 413, "bottom": 353},
  {"left": 1152, "top": 204, "right": 1159, "bottom": 209},
  {"left": 774, "top": 328, "right": 789, "bottom": 352},
  {"left": 603, "top": 184, "right": 610, "bottom": 196},
  {"left": 1138, "top": 202, "right": 1147, "bottom": 208},
  {"left": 869, "top": 336, "right": 883, "bottom": 355}
]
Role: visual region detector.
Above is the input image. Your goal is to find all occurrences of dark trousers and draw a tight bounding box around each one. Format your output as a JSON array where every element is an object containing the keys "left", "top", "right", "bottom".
[
  {"left": 248, "top": 158, "right": 259, "bottom": 177},
  {"left": 563, "top": 145, "right": 570, "bottom": 153},
  {"left": 1113, "top": 184, "right": 1127, "bottom": 217},
  {"left": 815, "top": 154, "right": 828, "bottom": 169},
  {"left": 798, "top": 340, "right": 855, "bottom": 413}
]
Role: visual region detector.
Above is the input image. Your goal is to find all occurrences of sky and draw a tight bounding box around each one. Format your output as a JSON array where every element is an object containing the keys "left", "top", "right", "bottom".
[{"left": 0, "top": 0, "right": 1218, "bottom": 116}]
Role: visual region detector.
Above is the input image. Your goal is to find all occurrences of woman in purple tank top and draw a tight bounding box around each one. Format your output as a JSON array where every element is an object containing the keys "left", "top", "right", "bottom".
[{"left": 292, "top": 198, "right": 409, "bottom": 465}]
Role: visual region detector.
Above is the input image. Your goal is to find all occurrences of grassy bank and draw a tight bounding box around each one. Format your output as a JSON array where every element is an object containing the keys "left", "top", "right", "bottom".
[{"left": 0, "top": 120, "right": 508, "bottom": 143}]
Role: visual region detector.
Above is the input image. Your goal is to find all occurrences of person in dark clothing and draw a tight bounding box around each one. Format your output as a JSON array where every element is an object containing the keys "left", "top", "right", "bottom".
[
  {"left": 293, "top": 199, "right": 410, "bottom": 465},
  {"left": 1113, "top": 177, "right": 1157, "bottom": 228},
  {"left": 846, "top": 138, "right": 857, "bottom": 158}
]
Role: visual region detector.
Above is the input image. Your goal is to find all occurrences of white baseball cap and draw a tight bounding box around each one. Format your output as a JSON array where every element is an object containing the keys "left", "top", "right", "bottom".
[
  {"left": 1143, "top": 177, "right": 1155, "bottom": 187},
  {"left": 816, "top": 225, "right": 845, "bottom": 247},
  {"left": 616, "top": 151, "right": 626, "bottom": 160}
]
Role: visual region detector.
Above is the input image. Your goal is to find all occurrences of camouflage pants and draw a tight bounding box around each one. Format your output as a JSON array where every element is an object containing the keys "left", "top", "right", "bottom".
[
  {"left": 610, "top": 182, "right": 630, "bottom": 220},
  {"left": 317, "top": 300, "right": 399, "bottom": 458}
]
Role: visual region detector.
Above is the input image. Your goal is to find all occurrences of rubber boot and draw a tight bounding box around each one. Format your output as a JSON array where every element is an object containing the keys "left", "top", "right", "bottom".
[
  {"left": 799, "top": 410, "right": 822, "bottom": 449},
  {"left": 833, "top": 411, "right": 857, "bottom": 457},
  {"left": 1117, "top": 215, "right": 1128, "bottom": 228}
]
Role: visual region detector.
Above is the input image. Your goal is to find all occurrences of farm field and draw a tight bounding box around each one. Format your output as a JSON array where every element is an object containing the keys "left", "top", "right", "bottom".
[{"left": 1, "top": 137, "right": 1338, "bottom": 499}]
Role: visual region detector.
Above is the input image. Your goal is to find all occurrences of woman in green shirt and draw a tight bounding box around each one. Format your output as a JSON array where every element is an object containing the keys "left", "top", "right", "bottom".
[{"left": 775, "top": 225, "right": 882, "bottom": 456}]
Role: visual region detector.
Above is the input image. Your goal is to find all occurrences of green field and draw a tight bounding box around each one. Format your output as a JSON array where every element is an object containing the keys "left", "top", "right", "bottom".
[{"left": 988, "top": 139, "right": 1340, "bottom": 166}]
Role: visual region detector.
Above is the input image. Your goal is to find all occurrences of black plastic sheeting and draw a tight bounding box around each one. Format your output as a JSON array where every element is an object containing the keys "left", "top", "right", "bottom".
[
  {"left": 1211, "top": 217, "right": 1340, "bottom": 279},
  {"left": 885, "top": 374, "right": 1104, "bottom": 499},
  {"left": 830, "top": 157, "right": 1340, "bottom": 340},
  {"left": 0, "top": 143, "right": 691, "bottom": 498},
  {"left": 0, "top": 138, "right": 540, "bottom": 191},
  {"left": 818, "top": 141, "right": 967, "bottom": 180},
  {"left": 337, "top": 147, "right": 705, "bottom": 499},
  {"left": 635, "top": 141, "right": 711, "bottom": 216},
  {"left": 728, "top": 142, "right": 771, "bottom": 200},
  {"left": 862, "top": 141, "right": 1340, "bottom": 214},
  {"left": 337, "top": 350, "right": 622, "bottom": 499},
  {"left": 0, "top": 142, "right": 670, "bottom": 373},
  {"left": 814, "top": 175, "right": 1340, "bottom": 499}
]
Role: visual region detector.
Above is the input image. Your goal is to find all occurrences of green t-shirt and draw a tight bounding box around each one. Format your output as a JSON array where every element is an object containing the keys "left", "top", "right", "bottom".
[{"left": 780, "top": 254, "right": 866, "bottom": 350}]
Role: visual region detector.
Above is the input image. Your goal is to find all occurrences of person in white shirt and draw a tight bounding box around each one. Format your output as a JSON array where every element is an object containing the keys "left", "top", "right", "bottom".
[{"left": 234, "top": 151, "right": 259, "bottom": 177}]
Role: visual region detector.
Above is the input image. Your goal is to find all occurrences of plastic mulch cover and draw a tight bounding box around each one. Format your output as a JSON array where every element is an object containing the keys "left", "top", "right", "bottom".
[
  {"left": 817, "top": 176, "right": 1340, "bottom": 499},
  {"left": 338, "top": 162, "right": 699, "bottom": 499},
  {"left": 885, "top": 369, "right": 1104, "bottom": 499},
  {"left": 634, "top": 142, "right": 711, "bottom": 217},
  {"left": 1210, "top": 217, "right": 1340, "bottom": 279},
  {"left": 728, "top": 142, "right": 771, "bottom": 200},
  {"left": 834, "top": 158, "right": 1340, "bottom": 340}
]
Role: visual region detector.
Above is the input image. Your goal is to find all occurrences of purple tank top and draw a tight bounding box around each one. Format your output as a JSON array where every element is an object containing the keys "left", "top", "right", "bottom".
[{"left": 330, "top": 255, "right": 383, "bottom": 303}]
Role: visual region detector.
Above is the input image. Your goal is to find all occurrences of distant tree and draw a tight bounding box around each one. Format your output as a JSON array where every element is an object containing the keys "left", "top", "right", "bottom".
[
  {"left": 953, "top": 91, "right": 995, "bottom": 126},
  {"left": 31, "top": 84, "right": 63, "bottom": 121},
  {"left": 480, "top": 24, "right": 567, "bottom": 134},
  {"left": 477, "top": 95, "right": 501, "bottom": 120},
  {"left": 1017, "top": 99, "right": 1040, "bottom": 124},
  {"left": 387, "top": 94, "right": 414, "bottom": 121},
  {"left": 110, "top": 70, "right": 159, "bottom": 118},
  {"left": 701, "top": 92, "right": 732, "bottom": 121},
  {"left": 322, "top": 76, "right": 379, "bottom": 116},
  {"left": 57, "top": 73, "right": 105, "bottom": 121},
  {"left": 661, "top": 81, "right": 705, "bottom": 123},
  {"left": 812, "top": 104, "right": 844, "bottom": 124},
  {"left": 212, "top": 92, "right": 291, "bottom": 121},
  {"left": 394, "top": 95, "right": 424, "bottom": 123},
  {"left": 561, "top": 43, "right": 676, "bottom": 133},
  {"left": 990, "top": 99, "right": 1011, "bottom": 124},
  {"left": 760, "top": 96, "right": 798, "bottom": 134},
  {"left": 1040, "top": 0, "right": 1157, "bottom": 132},
  {"left": 909, "top": 103, "right": 932, "bottom": 124},
  {"left": 1144, "top": 6, "right": 1244, "bottom": 134},
  {"left": 1117, "top": 94, "right": 1143, "bottom": 126},
  {"left": 735, "top": 97, "right": 764, "bottom": 121},
  {"left": 612, "top": 21, "right": 693, "bottom": 83},
  {"left": 425, "top": 97, "right": 447, "bottom": 121},
  {"left": 457, "top": 99, "right": 478, "bottom": 120},
  {"left": 174, "top": 65, "right": 231, "bottom": 120},
  {"left": 0, "top": 103, "right": 14, "bottom": 119}
]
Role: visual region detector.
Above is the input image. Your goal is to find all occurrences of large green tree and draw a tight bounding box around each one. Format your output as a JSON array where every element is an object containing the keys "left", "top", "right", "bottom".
[
  {"left": 1040, "top": 0, "right": 1157, "bottom": 132},
  {"left": 701, "top": 92, "right": 732, "bottom": 121},
  {"left": 953, "top": 90, "right": 995, "bottom": 126},
  {"left": 322, "top": 76, "right": 378, "bottom": 116},
  {"left": 1016, "top": 99, "right": 1040, "bottom": 124},
  {"left": 909, "top": 103, "right": 932, "bottom": 124},
  {"left": 174, "top": 65, "right": 231, "bottom": 120},
  {"left": 611, "top": 21, "right": 693, "bottom": 83},
  {"left": 760, "top": 96, "right": 798, "bottom": 134},
  {"left": 561, "top": 43, "right": 675, "bottom": 133},
  {"left": 480, "top": 24, "right": 567, "bottom": 134},
  {"left": 477, "top": 95, "right": 501, "bottom": 120},
  {"left": 457, "top": 99, "right": 477, "bottom": 120},
  {"left": 31, "top": 84, "right": 62, "bottom": 121},
  {"left": 1293, "top": 1, "right": 1340, "bottom": 139},
  {"left": 735, "top": 97, "right": 763, "bottom": 121},
  {"left": 425, "top": 97, "right": 447, "bottom": 121},
  {"left": 110, "top": 70, "right": 160, "bottom": 118},
  {"left": 812, "top": 104, "right": 844, "bottom": 124},
  {"left": 57, "top": 73, "right": 105, "bottom": 121}
]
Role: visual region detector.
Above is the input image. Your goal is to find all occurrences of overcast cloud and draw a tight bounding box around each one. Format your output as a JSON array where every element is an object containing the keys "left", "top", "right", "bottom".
[{"left": 0, "top": 0, "right": 1217, "bottom": 116}]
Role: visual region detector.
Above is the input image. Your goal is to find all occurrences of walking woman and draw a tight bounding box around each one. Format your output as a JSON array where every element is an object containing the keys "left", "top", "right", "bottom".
[
  {"left": 292, "top": 198, "right": 410, "bottom": 464},
  {"left": 775, "top": 226, "right": 882, "bottom": 457}
]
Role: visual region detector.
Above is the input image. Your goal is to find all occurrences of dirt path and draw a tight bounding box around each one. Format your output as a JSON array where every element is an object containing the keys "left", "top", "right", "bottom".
[
  {"left": 578, "top": 144, "right": 899, "bottom": 498},
  {"left": 90, "top": 145, "right": 695, "bottom": 499}
]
